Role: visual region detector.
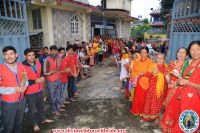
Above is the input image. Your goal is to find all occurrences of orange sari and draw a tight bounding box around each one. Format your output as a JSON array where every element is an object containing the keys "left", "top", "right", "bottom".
[{"left": 130, "top": 58, "right": 153, "bottom": 115}]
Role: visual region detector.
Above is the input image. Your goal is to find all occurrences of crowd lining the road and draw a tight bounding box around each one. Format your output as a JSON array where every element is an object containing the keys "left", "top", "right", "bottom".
[
  {"left": 0, "top": 36, "right": 200, "bottom": 133},
  {"left": 117, "top": 40, "right": 200, "bottom": 133}
]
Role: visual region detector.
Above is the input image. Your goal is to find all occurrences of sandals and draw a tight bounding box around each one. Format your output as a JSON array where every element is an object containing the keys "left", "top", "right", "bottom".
[
  {"left": 59, "top": 108, "right": 65, "bottom": 112},
  {"left": 33, "top": 125, "right": 40, "bottom": 132},
  {"left": 41, "top": 119, "right": 54, "bottom": 124}
]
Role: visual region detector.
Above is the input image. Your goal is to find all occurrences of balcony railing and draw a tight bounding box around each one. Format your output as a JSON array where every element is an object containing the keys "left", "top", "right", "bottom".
[
  {"left": 150, "top": 21, "right": 164, "bottom": 26},
  {"left": 147, "top": 29, "right": 167, "bottom": 34}
]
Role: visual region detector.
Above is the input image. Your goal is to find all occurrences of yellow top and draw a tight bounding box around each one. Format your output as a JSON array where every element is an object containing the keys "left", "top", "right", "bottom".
[
  {"left": 93, "top": 43, "right": 99, "bottom": 53},
  {"left": 131, "top": 58, "right": 154, "bottom": 90},
  {"left": 148, "top": 63, "right": 168, "bottom": 98}
]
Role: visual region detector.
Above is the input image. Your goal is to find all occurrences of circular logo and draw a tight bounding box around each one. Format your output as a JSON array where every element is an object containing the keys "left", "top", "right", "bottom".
[{"left": 179, "top": 110, "right": 199, "bottom": 133}]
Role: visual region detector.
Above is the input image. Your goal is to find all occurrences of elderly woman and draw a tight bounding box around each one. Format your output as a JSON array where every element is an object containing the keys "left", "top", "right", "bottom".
[
  {"left": 171, "top": 41, "right": 200, "bottom": 133},
  {"left": 141, "top": 53, "right": 168, "bottom": 125}
]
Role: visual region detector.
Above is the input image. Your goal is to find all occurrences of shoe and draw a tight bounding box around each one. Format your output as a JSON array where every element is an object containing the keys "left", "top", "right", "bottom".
[
  {"left": 41, "top": 119, "right": 54, "bottom": 124},
  {"left": 53, "top": 111, "right": 61, "bottom": 116},
  {"left": 142, "top": 122, "right": 150, "bottom": 127},
  {"left": 74, "top": 93, "right": 79, "bottom": 98},
  {"left": 120, "top": 89, "right": 125, "bottom": 93},
  {"left": 153, "top": 129, "right": 163, "bottom": 133},
  {"left": 64, "top": 101, "right": 71, "bottom": 104},
  {"left": 74, "top": 95, "right": 79, "bottom": 98},
  {"left": 76, "top": 90, "right": 81, "bottom": 93},
  {"left": 139, "top": 119, "right": 145, "bottom": 123},
  {"left": 43, "top": 96, "right": 47, "bottom": 102},
  {"left": 33, "top": 124, "right": 40, "bottom": 132},
  {"left": 69, "top": 98, "right": 76, "bottom": 102},
  {"left": 59, "top": 108, "right": 65, "bottom": 112},
  {"left": 61, "top": 104, "right": 66, "bottom": 108}
]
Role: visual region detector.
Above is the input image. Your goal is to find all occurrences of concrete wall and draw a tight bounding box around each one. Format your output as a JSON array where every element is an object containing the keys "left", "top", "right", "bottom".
[
  {"left": 27, "top": 1, "right": 92, "bottom": 47},
  {"left": 52, "top": 9, "right": 82, "bottom": 47},
  {"left": 86, "top": 14, "right": 91, "bottom": 41},
  {"left": 116, "top": 19, "right": 121, "bottom": 38},
  {"left": 106, "top": 0, "right": 121, "bottom": 9},
  {"left": 27, "top": 6, "right": 54, "bottom": 47},
  {"left": 106, "top": 0, "right": 131, "bottom": 14},
  {"left": 74, "top": 0, "right": 89, "bottom": 4},
  {"left": 116, "top": 19, "right": 131, "bottom": 39},
  {"left": 52, "top": 9, "right": 91, "bottom": 47},
  {"left": 121, "top": 21, "right": 131, "bottom": 38}
]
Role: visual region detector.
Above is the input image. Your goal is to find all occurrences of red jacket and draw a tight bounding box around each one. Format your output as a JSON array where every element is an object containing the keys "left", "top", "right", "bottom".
[
  {"left": 0, "top": 63, "right": 26, "bottom": 102},
  {"left": 45, "top": 56, "right": 60, "bottom": 81},
  {"left": 63, "top": 54, "right": 77, "bottom": 77},
  {"left": 60, "top": 57, "right": 68, "bottom": 83},
  {"left": 23, "top": 60, "right": 43, "bottom": 94}
]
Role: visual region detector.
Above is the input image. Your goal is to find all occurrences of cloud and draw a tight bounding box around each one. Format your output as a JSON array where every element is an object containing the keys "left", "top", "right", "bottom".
[
  {"left": 89, "top": 0, "right": 160, "bottom": 19},
  {"left": 89, "top": 0, "right": 101, "bottom": 6},
  {"left": 131, "top": 0, "right": 160, "bottom": 19}
]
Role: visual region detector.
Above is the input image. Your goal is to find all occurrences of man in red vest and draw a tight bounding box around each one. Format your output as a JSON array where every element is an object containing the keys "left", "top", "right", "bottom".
[
  {"left": 43, "top": 45, "right": 64, "bottom": 116},
  {"left": 0, "top": 46, "right": 28, "bottom": 133},
  {"left": 62, "top": 45, "right": 78, "bottom": 102},
  {"left": 22, "top": 48, "right": 53, "bottom": 132}
]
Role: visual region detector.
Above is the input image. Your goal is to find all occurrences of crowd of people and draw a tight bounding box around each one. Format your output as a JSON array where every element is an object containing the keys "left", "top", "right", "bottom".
[
  {"left": 117, "top": 40, "right": 200, "bottom": 133},
  {"left": 0, "top": 36, "right": 136, "bottom": 133},
  {"left": 0, "top": 35, "right": 199, "bottom": 133}
]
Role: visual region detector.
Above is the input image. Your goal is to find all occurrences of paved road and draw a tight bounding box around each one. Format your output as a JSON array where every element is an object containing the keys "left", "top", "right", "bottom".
[{"left": 23, "top": 57, "right": 157, "bottom": 133}]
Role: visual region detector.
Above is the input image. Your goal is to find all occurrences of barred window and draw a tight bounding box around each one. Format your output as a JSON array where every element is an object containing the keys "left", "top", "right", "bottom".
[
  {"left": 70, "top": 15, "right": 79, "bottom": 34},
  {"left": 122, "top": 0, "right": 126, "bottom": 10},
  {"left": 32, "top": 9, "right": 42, "bottom": 29}
]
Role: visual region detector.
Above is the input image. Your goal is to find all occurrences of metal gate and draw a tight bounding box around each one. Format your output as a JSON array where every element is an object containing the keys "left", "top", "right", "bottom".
[
  {"left": 168, "top": 0, "right": 200, "bottom": 60},
  {"left": 0, "top": 0, "right": 30, "bottom": 63}
]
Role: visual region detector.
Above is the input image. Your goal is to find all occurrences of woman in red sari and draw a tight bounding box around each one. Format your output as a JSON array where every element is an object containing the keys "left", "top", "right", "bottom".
[
  {"left": 171, "top": 41, "right": 200, "bottom": 133},
  {"left": 161, "top": 48, "right": 187, "bottom": 133},
  {"left": 163, "top": 47, "right": 187, "bottom": 108},
  {"left": 130, "top": 47, "right": 153, "bottom": 116},
  {"left": 141, "top": 53, "right": 168, "bottom": 123}
]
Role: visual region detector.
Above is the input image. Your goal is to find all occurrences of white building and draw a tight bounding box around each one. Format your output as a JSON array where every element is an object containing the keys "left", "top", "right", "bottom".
[
  {"left": 74, "top": 0, "right": 89, "bottom": 4},
  {"left": 27, "top": 0, "right": 137, "bottom": 52},
  {"left": 91, "top": 0, "right": 136, "bottom": 38}
]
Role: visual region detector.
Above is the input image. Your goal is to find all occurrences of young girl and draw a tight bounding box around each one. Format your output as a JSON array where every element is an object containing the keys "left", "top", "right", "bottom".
[
  {"left": 119, "top": 48, "right": 129, "bottom": 91},
  {"left": 129, "top": 53, "right": 141, "bottom": 101}
]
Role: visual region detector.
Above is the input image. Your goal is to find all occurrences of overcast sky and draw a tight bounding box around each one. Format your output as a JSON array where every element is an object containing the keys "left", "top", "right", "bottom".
[{"left": 88, "top": 0, "right": 160, "bottom": 19}]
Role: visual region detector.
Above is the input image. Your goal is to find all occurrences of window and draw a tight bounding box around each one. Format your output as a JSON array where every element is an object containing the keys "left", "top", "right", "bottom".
[
  {"left": 195, "top": 0, "right": 200, "bottom": 13},
  {"left": 101, "top": 0, "right": 106, "bottom": 8},
  {"left": 190, "top": 0, "right": 196, "bottom": 14},
  {"left": 186, "top": 0, "right": 192, "bottom": 15},
  {"left": 181, "top": 0, "right": 186, "bottom": 16},
  {"left": 122, "top": 0, "right": 126, "bottom": 10},
  {"left": 32, "top": 9, "right": 42, "bottom": 29},
  {"left": 71, "top": 15, "right": 79, "bottom": 34}
]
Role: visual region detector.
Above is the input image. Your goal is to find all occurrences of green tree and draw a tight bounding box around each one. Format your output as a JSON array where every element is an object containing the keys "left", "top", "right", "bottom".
[
  {"left": 143, "top": 18, "right": 149, "bottom": 25},
  {"left": 160, "top": 0, "right": 174, "bottom": 18},
  {"left": 131, "top": 18, "right": 151, "bottom": 41}
]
